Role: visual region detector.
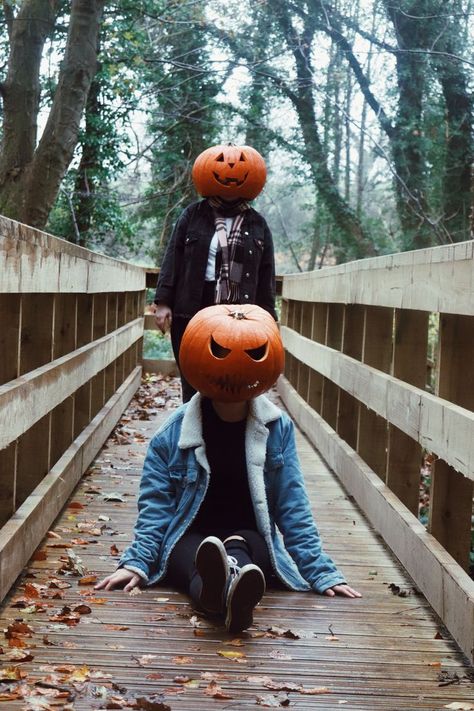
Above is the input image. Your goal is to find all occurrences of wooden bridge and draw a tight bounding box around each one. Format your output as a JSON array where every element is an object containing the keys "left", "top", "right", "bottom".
[{"left": 0, "top": 216, "right": 473, "bottom": 709}]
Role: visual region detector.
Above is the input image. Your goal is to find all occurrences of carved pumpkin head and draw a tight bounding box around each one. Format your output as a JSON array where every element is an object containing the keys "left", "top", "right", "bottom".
[
  {"left": 179, "top": 304, "right": 284, "bottom": 402},
  {"left": 192, "top": 143, "right": 267, "bottom": 200}
]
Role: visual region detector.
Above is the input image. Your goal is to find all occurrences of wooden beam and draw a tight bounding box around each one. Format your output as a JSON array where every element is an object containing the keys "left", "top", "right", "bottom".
[
  {"left": 0, "top": 216, "right": 145, "bottom": 294},
  {"left": 281, "top": 325, "right": 474, "bottom": 481},
  {"left": 0, "top": 366, "right": 141, "bottom": 605},
  {"left": 387, "top": 310, "right": 428, "bottom": 515},
  {"left": 281, "top": 240, "right": 474, "bottom": 316},
  {"left": 0, "top": 319, "right": 143, "bottom": 450},
  {"left": 429, "top": 314, "right": 474, "bottom": 570},
  {"left": 277, "top": 375, "right": 474, "bottom": 664}
]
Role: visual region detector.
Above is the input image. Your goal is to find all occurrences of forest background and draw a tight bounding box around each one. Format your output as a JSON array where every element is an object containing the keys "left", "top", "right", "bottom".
[{"left": 0, "top": 0, "right": 472, "bottom": 276}]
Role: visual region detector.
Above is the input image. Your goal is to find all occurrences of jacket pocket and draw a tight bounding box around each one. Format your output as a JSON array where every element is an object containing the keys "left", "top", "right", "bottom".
[{"left": 184, "top": 232, "right": 199, "bottom": 248}]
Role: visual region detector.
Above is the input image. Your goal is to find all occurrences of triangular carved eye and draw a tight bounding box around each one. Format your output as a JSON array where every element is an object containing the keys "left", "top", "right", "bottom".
[
  {"left": 245, "top": 343, "right": 268, "bottom": 361},
  {"left": 210, "top": 335, "right": 231, "bottom": 358},
  {"left": 239, "top": 153, "right": 246, "bottom": 161},
  {"left": 216, "top": 153, "right": 224, "bottom": 162}
]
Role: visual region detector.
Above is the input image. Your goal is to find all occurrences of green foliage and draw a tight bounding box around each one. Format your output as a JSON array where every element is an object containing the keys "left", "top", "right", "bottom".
[{"left": 143, "top": 330, "right": 173, "bottom": 360}]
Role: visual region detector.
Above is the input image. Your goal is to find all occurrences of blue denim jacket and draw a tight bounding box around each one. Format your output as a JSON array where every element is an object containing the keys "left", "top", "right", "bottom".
[{"left": 119, "top": 394, "right": 346, "bottom": 594}]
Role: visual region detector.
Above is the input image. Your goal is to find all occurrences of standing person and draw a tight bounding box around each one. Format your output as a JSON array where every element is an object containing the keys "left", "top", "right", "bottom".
[
  {"left": 154, "top": 143, "right": 277, "bottom": 402},
  {"left": 96, "top": 305, "right": 361, "bottom": 633}
]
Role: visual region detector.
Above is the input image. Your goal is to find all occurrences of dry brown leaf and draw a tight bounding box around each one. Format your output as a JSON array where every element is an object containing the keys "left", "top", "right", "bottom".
[
  {"left": 134, "top": 694, "right": 171, "bottom": 710},
  {"left": 217, "top": 650, "right": 246, "bottom": 661},
  {"left": 300, "top": 687, "right": 332, "bottom": 695},
  {"left": 172, "top": 655, "right": 193, "bottom": 664},
  {"left": 134, "top": 654, "right": 158, "bottom": 667},
  {"left": 31, "top": 550, "right": 48, "bottom": 561},
  {"left": 266, "top": 626, "right": 300, "bottom": 639},
  {"left": 68, "top": 501, "right": 84, "bottom": 510},
  {"left": 78, "top": 574, "right": 98, "bottom": 585},
  {"left": 204, "top": 681, "right": 233, "bottom": 700},
  {"left": 256, "top": 692, "right": 290, "bottom": 707}
]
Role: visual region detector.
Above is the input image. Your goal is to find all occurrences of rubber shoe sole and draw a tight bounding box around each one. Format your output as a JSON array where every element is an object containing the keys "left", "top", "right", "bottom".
[
  {"left": 195, "top": 536, "right": 229, "bottom": 614},
  {"left": 225, "top": 564, "right": 265, "bottom": 633}
]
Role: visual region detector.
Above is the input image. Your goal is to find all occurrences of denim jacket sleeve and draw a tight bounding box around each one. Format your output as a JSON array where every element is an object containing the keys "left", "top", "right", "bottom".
[
  {"left": 118, "top": 431, "right": 177, "bottom": 581},
  {"left": 272, "top": 417, "right": 346, "bottom": 593}
]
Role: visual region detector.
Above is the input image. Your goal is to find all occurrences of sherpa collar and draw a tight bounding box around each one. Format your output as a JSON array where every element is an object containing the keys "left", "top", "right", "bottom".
[{"left": 178, "top": 393, "right": 281, "bottom": 451}]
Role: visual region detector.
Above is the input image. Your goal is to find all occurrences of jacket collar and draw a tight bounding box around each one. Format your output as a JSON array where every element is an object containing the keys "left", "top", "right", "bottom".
[{"left": 178, "top": 392, "right": 281, "bottom": 451}]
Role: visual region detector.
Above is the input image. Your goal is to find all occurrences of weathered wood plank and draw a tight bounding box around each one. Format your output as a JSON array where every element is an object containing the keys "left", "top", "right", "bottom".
[
  {"left": 278, "top": 375, "right": 474, "bottom": 664},
  {"left": 0, "top": 215, "right": 145, "bottom": 293},
  {"left": 282, "top": 239, "right": 474, "bottom": 315},
  {"left": 0, "top": 318, "right": 143, "bottom": 449},
  {"left": 282, "top": 326, "right": 474, "bottom": 481},
  {"left": 0, "top": 366, "right": 141, "bottom": 604}
]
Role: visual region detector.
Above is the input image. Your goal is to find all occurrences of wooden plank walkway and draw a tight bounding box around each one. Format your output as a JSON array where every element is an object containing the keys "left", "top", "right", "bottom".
[{"left": 1, "top": 377, "right": 473, "bottom": 710}]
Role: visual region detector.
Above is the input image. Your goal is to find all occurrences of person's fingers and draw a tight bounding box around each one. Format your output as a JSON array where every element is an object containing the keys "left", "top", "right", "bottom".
[
  {"left": 123, "top": 575, "right": 140, "bottom": 592},
  {"left": 94, "top": 576, "right": 111, "bottom": 590},
  {"left": 323, "top": 588, "right": 335, "bottom": 596}
]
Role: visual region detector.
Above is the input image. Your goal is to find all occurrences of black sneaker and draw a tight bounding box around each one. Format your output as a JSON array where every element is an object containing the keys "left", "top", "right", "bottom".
[
  {"left": 195, "top": 536, "right": 229, "bottom": 614},
  {"left": 225, "top": 564, "right": 265, "bottom": 633}
]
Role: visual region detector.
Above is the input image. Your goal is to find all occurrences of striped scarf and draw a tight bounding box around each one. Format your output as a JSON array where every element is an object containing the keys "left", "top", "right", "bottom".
[{"left": 208, "top": 197, "right": 249, "bottom": 304}]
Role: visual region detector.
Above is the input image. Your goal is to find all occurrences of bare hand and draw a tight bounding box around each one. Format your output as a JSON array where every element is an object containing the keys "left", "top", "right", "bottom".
[
  {"left": 94, "top": 568, "right": 142, "bottom": 592},
  {"left": 154, "top": 303, "right": 172, "bottom": 334},
  {"left": 323, "top": 584, "right": 362, "bottom": 598}
]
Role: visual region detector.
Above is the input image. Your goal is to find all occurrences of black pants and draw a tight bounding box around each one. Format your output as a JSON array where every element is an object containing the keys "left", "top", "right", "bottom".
[
  {"left": 171, "top": 281, "right": 216, "bottom": 403},
  {"left": 166, "top": 529, "right": 273, "bottom": 610}
]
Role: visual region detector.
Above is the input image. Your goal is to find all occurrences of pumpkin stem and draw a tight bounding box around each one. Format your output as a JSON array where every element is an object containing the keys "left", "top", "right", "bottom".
[{"left": 229, "top": 310, "right": 247, "bottom": 320}]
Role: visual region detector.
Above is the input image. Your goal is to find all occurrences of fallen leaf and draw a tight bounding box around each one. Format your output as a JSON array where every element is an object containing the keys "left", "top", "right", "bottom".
[
  {"left": 444, "top": 705, "right": 474, "bottom": 710},
  {"left": 31, "top": 550, "right": 48, "bottom": 561},
  {"left": 73, "top": 604, "right": 92, "bottom": 615},
  {"left": 172, "top": 655, "right": 193, "bottom": 664},
  {"left": 0, "top": 665, "right": 28, "bottom": 681},
  {"left": 78, "top": 575, "right": 98, "bottom": 586},
  {"left": 266, "top": 626, "right": 300, "bottom": 639},
  {"left": 217, "top": 650, "right": 246, "bottom": 661},
  {"left": 110, "top": 544, "right": 120, "bottom": 556},
  {"left": 300, "top": 687, "right": 332, "bottom": 695},
  {"left": 103, "top": 493, "right": 126, "bottom": 502},
  {"left": 105, "top": 624, "right": 129, "bottom": 631},
  {"left": 134, "top": 654, "right": 158, "bottom": 667},
  {"left": 68, "top": 501, "right": 84, "bottom": 510},
  {"left": 57, "top": 549, "right": 85, "bottom": 576},
  {"left": 256, "top": 692, "right": 290, "bottom": 707},
  {"left": 129, "top": 586, "right": 142, "bottom": 597},
  {"left": 5, "top": 621, "right": 33, "bottom": 637},
  {"left": 134, "top": 694, "right": 171, "bottom": 710},
  {"left": 204, "top": 681, "right": 233, "bottom": 699}
]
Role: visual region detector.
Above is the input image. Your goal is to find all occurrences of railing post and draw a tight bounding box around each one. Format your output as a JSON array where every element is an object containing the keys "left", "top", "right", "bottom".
[
  {"left": 386, "top": 310, "right": 428, "bottom": 515},
  {"left": 74, "top": 294, "right": 93, "bottom": 437},
  {"left": 307, "top": 304, "right": 327, "bottom": 414},
  {"left": 429, "top": 314, "right": 474, "bottom": 570},
  {"left": 0, "top": 294, "right": 20, "bottom": 526},
  {"left": 16, "top": 294, "right": 55, "bottom": 507},
  {"left": 50, "top": 294, "right": 76, "bottom": 469},
  {"left": 337, "top": 304, "right": 364, "bottom": 449},
  {"left": 323, "top": 304, "right": 344, "bottom": 429},
  {"left": 357, "top": 306, "right": 393, "bottom": 480}
]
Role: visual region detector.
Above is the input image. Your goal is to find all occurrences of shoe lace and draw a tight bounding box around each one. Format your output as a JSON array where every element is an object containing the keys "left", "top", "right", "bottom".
[{"left": 227, "top": 555, "right": 240, "bottom": 578}]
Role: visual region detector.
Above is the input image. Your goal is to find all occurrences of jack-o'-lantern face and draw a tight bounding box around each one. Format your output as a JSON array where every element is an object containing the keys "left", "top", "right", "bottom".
[
  {"left": 179, "top": 304, "right": 284, "bottom": 402},
  {"left": 192, "top": 143, "right": 267, "bottom": 200}
]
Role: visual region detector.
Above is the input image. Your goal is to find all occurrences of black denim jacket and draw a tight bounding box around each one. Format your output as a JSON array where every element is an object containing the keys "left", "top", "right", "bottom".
[{"left": 154, "top": 200, "right": 277, "bottom": 320}]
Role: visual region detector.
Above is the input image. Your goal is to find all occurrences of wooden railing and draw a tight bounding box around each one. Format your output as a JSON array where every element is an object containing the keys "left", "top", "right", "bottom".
[
  {"left": 0, "top": 216, "right": 145, "bottom": 602},
  {"left": 278, "top": 241, "right": 474, "bottom": 662}
]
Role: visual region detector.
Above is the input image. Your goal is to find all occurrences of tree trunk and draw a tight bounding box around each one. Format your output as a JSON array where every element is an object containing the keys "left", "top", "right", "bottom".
[
  {"left": 272, "top": 0, "right": 375, "bottom": 258},
  {"left": 0, "top": 0, "right": 105, "bottom": 228},
  {"left": 434, "top": 36, "right": 473, "bottom": 242},
  {"left": 0, "top": 0, "right": 59, "bottom": 214}
]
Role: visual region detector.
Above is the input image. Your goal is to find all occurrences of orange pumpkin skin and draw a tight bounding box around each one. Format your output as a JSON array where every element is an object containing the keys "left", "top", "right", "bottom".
[
  {"left": 179, "top": 304, "right": 284, "bottom": 402},
  {"left": 192, "top": 143, "right": 267, "bottom": 200}
]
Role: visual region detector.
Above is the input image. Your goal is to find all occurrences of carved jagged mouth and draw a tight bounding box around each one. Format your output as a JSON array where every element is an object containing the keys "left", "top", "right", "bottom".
[
  {"left": 208, "top": 374, "right": 260, "bottom": 394},
  {"left": 213, "top": 172, "right": 248, "bottom": 186}
]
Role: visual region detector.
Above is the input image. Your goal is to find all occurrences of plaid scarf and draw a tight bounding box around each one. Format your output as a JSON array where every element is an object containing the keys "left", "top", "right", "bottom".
[{"left": 208, "top": 197, "right": 249, "bottom": 304}]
